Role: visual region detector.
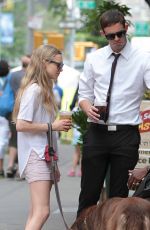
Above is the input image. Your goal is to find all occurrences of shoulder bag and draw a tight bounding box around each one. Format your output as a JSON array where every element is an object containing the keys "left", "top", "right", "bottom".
[{"left": 0, "top": 75, "right": 14, "bottom": 117}]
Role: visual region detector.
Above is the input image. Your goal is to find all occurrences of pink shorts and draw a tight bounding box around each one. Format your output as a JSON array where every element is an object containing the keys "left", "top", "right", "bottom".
[{"left": 24, "top": 151, "right": 53, "bottom": 183}]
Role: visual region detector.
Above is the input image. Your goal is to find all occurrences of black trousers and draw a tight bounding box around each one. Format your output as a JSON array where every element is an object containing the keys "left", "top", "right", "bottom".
[{"left": 77, "top": 123, "right": 140, "bottom": 216}]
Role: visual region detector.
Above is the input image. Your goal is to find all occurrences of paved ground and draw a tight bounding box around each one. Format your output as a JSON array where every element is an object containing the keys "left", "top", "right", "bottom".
[{"left": 0, "top": 142, "right": 81, "bottom": 230}]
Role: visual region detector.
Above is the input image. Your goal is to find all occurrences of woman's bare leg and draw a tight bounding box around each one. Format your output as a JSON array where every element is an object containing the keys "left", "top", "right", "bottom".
[
  {"left": 71, "top": 145, "right": 81, "bottom": 172},
  {"left": 25, "top": 204, "right": 33, "bottom": 228},
  {"left": 25, "top": 180, "right": 53, "bottom": 230}
]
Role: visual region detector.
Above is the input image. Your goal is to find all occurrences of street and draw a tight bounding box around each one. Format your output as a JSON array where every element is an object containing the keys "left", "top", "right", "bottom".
[{"left": 0, "top": 142, "right": 80, "bottom": 230}]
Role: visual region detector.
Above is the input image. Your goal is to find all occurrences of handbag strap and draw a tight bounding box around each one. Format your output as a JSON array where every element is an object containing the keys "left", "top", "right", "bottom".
[{"left": 47, "top": 123, "right": 70, "bottom": 230}]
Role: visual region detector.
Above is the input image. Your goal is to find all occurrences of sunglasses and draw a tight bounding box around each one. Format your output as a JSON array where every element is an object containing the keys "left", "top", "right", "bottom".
[
  {"left": 105, "top": 30, "right": 126, "bottom": 40},
  {"left": 46, "top": 60, "right": 64, "bottom": 69}
]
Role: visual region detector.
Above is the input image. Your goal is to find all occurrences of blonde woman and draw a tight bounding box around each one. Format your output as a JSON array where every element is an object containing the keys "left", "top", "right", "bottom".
[{"left": 13, "top": 45, "right": 72, "bottom": 230}]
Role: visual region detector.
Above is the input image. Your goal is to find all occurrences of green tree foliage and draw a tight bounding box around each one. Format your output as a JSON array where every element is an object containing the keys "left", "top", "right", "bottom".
[
  {"left": 78, "top": 0, "right": 131, "bottom": 47},
  {"left": 0, "top": 1, "right": 27, "bottom": 64},
  {"left": 144, "top": 90, "right": 150, "bottom": 100},
  {"left": 48, "top": 0, "right": 67, "bottom": 18},
  {"left": 72, "top": 109, "right": 88, "bottom": 149},
  {"left": 0, "top": 0, "right": 67, "bottom": 66},
  {"left": 42, "top": 0, "right": 67, "bottom": 31}
]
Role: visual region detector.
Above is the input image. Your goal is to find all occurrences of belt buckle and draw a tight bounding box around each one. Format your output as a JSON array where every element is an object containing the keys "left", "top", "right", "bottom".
[{"left": 108, "top": 125, "right": 117, "bottom": 131}]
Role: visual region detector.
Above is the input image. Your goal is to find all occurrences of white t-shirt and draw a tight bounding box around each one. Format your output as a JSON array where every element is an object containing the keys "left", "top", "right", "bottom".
[{"left": 17, "top": 83, "right": 57, "bottom": 177}]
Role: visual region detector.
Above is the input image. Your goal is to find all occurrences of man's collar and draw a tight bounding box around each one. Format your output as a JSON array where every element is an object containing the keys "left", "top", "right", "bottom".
[
  {"left": 120, "top": 40, "right": 131, "bottom": 60},
  {"left": 105, "top": 40, "right": 131, "bottom": 60}
]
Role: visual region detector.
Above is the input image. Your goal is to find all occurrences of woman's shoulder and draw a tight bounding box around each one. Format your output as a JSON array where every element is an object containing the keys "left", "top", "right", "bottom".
[
  {"left": 28, "top": 82, "right": 40, "bottom": 90},
  {"left": 26, "top": 83, "right": 41, "bottom": 94},
  {"left": 22, "top": 83, "right": 41, "bottom": 100}
]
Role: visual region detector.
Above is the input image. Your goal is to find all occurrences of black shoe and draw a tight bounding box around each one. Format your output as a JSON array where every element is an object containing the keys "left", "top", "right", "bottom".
[{"left": 6, "top": 167, "right": 16, "bottom": 178}]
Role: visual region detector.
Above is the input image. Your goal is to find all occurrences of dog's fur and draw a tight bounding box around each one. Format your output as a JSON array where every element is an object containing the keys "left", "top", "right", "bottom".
[{"left": 71, "top": 197, "right": 150, "bottom": 230}]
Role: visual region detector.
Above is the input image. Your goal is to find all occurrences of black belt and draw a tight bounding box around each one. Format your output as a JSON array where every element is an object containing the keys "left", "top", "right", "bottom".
[{"left": 90, "top": 123, "right": 139, "bottom": 131}]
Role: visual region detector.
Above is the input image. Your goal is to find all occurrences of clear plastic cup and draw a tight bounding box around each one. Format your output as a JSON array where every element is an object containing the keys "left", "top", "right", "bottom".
[{"left": 59, "top": 111, "right": 72, "bottom": 120}]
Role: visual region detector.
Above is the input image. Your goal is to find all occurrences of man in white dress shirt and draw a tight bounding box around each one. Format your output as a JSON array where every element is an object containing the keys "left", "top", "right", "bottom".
[{"left": 77, "top": 9, "right": 150, "bottom": 216}]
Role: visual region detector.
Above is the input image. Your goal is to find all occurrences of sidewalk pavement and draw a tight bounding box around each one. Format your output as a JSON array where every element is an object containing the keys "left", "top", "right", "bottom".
[{"left": 0, "top": 142, "right": 81, "bottom": 230}]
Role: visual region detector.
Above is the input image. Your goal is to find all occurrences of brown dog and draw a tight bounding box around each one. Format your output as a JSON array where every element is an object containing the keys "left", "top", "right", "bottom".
[{"left": 71, "top": 197, "right": 150, "bottom": 230}]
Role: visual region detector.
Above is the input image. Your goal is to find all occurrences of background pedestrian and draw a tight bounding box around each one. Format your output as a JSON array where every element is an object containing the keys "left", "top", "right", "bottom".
[
  {"left": 6, "top": 54, "right": 31, "bottom": 179},
  {"left": 0, "top": 60, "right": 13, "bottom": 177}
]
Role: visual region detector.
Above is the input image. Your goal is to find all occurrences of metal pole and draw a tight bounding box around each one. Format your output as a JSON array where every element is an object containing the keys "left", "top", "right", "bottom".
[
  {"left": 68, "top": 0, "right": 76, "bottom": 68},
  {"left": 26, "top": 0, "right": 34, "bottom": 54}
]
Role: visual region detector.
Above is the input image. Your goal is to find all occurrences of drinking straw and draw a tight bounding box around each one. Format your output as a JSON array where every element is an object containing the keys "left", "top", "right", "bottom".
[{"left": 65, "top": 101, "right": 68, "bottom": 111}]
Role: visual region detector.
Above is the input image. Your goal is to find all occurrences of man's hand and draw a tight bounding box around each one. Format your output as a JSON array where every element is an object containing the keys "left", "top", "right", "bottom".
[
  {"left": 86, "top": 105, "right": 100, "bottom": 122},
  {"left": 127, "top": 167, "right": 148, "bottom": 190},
  {"left": 79, "top": 100, "right": 100, "bottom": 122}
]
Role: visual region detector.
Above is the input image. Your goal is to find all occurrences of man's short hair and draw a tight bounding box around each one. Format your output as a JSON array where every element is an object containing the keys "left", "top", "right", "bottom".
[
  {"left": 21, "top": 54, "right": 31, "bottom": 68},
  {"left": 100, "top": 9, "right": 126, "bottom": 31}
]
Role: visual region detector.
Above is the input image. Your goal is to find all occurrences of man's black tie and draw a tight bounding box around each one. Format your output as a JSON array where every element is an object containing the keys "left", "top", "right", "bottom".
[{"left": 105, "top": 53, "right": 120, "bottom": 123}]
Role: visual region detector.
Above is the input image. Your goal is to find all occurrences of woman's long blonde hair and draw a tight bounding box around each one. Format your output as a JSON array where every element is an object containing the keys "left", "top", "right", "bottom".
[{"left": 13, "top": 45, "right": 62, "bottom": 122}]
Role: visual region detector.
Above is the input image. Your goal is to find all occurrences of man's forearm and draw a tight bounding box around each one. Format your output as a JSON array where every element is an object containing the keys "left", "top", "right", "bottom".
[{"left": 79, "top": 100, "right": 92, "bottom": 115}]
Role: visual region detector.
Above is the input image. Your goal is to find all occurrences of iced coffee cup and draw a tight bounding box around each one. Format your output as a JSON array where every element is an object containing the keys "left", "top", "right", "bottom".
[{"left": 59, "top": 111, "right": 72, "bottom": 121}]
